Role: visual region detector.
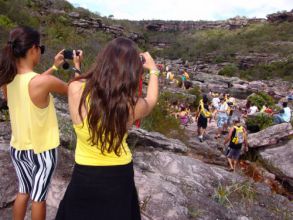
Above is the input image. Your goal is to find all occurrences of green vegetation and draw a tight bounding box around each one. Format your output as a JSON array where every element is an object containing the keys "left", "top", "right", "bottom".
[
  {"left": 213, "top": 181, "right": 256, "bottom": 207},
  {"left": 218, "top": 64, "right": 238, "bottom": 77},
  {"left": 239, "top": 58, "right": 293, "bottom": 81},
  {"left": 151, "top": 22, "right": 293, "bottom": 60},
  {"left": 246, "top": 93, "right": 275, "bottom": 130},
  {"left": 218, "top": 58, "right": 293, "bottom": 81},
  {"left": 247, "top": 92, "right": 276, "bottom": 110},
  {"left": 246, "top": 113, "right": 274, "bottom": 130},
  {"left": 0, "top": 15, "right": 16, "bottom": 28},
  {"left": 188, "top": 86, "right": 202, "bottom": 108},
  {"left": 149, "top": 22, "right": 293, "bottom": 81},
  {"left": 141, "top": 92, "right": 186, "bottom": 140}
]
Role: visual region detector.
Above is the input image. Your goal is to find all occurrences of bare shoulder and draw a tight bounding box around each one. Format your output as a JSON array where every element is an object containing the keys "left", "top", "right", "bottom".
[
  {"left": 30, "top": 73, "right": 48, "bottom": 85},
  {"left": 68, "top": 80, "right": 84, "bottom": 95},
  {"left": 30, "top": 74, "right": 58, "bottom": 87}
]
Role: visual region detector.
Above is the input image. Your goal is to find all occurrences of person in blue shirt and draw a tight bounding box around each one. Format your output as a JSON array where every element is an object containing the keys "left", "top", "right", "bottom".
[{"left": 274, "top": 102, "right": 291, "bottom": 124}]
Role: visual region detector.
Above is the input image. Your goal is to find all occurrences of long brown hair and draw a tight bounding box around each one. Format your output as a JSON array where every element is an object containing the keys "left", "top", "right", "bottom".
[
  {"left": 77, "top": 37, "right": 143, "bottom": 156},
  {"left": 0, "top": 27, "right": 40, "bottom": 86}
]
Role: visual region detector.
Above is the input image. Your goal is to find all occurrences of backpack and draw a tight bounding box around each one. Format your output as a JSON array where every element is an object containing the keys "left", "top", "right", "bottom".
[
  {"left": 199, "top": 99, "right": 212, "bottom": 118},
  {"left": 232, "top": 126, "right": 244, "bottom": 144}
]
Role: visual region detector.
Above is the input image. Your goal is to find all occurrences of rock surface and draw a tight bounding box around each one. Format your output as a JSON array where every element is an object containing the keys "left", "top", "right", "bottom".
[
  {"left": 248, "top": 123, "right": 293, "bottom": 148},
  {"left": 1, "top": 124, "right": 293, "bottom": 220},
  {"left": 259, "top": 139, "right": 293, "bottom": 188},
  {"left": 128, "top": 128, "right": 188, "bottom": 153},
  {"left": 267, "top": 10, "right": 293, "bottom": 23}
]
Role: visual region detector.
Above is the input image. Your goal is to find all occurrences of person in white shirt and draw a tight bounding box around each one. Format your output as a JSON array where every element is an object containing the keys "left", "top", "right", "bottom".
[
  {"left": 248, "top": 105, "right": 258, "bottom": 115},
  {"left": 215, "top": 97, "right": 229, "bottom": 138},
  {"left": 212, "top": 96, "right": 220, "bottom": 110}
]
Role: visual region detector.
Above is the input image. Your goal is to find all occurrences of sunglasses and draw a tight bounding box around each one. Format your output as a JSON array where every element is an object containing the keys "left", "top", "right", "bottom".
[{"left": 37, "top": 45, "right": 45, "bottom": 54}]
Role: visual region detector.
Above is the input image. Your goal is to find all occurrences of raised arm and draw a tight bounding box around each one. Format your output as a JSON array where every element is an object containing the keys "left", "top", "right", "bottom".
[
  {"left": 133, "top": 52, "right": 159, "bottom": 121},
  {"left": 41, "top": 49, "right": 65, "bottom": 76}
]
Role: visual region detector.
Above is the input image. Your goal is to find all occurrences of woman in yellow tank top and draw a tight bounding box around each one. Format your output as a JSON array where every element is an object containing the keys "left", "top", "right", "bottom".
[
  {"left": 0, "top": 27, "right": 81, "bottom": 220},
  {"left": 56, "top": 37, "right": 159, "bottom": 220}
]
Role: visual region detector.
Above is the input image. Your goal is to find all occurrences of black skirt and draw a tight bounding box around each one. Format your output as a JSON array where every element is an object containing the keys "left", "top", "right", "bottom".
[{"left": 55, "top": 162, "right": 141, "bottom": 220}]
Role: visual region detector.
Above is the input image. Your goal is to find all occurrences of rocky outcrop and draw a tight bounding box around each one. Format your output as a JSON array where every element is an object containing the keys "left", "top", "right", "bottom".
[
  {"left": 267, "top": 10, "right": 293, "bottom": 23},
  {"left": 193, "top": 74, "right": 291, "bottom": 100},
  {"left": 141, "top": 16, "right": 265, "bottom": 32},
  {"left": 248, "top": 123, "right": 293, "bottom": 148},
  {"left": 128, "top": 128, "right": 188, "bottom": 153},
  {"left": 259, "top": 139, "right": 293, "bottom": 188},
  {"left": 31, "top": 0, "right": 145, "bottom": 43}
]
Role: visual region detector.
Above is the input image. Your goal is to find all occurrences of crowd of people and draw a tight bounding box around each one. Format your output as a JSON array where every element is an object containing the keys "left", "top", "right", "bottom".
[
  {"left": 164, "top": 66, "right": 192, "bottom": 89},
  {"left": 195, "top": 92, "right": 291, "bottom": 172},
  {"left": 168, "top": 90, "right": 292, "bottom": 172}
]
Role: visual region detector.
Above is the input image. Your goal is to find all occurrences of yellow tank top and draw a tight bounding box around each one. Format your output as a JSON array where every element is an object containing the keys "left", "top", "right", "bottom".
[
  {"left": 7, "top": 72, "right": 59, "bottom": 153},
  {"left": 73, "top": 85, "right": 132, "bottom": 166},
  {"left": 74, "top": 119, "right": 132, "bottom": 166}
]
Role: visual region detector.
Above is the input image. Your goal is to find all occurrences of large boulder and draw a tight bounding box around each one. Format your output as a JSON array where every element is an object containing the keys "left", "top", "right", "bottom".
[
  {"left": 248, "top": 123, "right": 293, "bottom": 148},
  {"left": 259, "top": 139, "right": 293, "bottom": 188},
  {"left": 127, "top": 128, "right": 188, "bottom": 153}
]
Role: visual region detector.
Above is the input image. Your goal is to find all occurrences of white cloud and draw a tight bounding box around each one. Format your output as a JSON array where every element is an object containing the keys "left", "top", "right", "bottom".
[{"left": 68, "top": 0, "right": 293, "bottom": 20}]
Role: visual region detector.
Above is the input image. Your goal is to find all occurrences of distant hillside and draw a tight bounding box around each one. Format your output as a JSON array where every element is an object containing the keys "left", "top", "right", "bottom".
[{"left": 0, "top": 0, "right": 292, "bottom": 81}]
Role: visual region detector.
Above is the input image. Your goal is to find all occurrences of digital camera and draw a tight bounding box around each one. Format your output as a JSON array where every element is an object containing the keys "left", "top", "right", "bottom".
[{"left": 63, "top": 49, "right": 80, "bottom": 60}]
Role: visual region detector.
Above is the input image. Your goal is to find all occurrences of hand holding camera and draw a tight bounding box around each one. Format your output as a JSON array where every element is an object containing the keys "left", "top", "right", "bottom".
[
  {"left": 140, "top": 52, "right": 157, "bottom": 71},
  {"left": 53, "top": 49, "right": 65, "bottom": 68},
  {"left": 61, "top": 49, "right": 83, "bottom": 71}
]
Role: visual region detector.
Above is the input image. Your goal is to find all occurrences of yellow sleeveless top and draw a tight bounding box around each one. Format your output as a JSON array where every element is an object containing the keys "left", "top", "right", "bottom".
[
  {"left": 73, "top": 84, "right": 132, "bottom": 166},
  {"left": 7, "top": 72, "right": 59, "bottom": 153}
]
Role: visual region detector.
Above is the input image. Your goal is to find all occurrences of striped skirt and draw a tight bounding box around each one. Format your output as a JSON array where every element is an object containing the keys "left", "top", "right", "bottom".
[
  {"left": 9, "top": 146, "right": 57, "bottom": 202},
  {"left": 56, "top": 162, "right": 141, "bottom": 220}
]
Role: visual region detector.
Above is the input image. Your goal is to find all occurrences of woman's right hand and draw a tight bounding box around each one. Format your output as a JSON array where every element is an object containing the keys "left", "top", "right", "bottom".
[
  {"left": 140, "top": 52, "right": 157, "bottom": 71},
  {"left": 54, "top": 49, "right": 65, "bottom": 68}
]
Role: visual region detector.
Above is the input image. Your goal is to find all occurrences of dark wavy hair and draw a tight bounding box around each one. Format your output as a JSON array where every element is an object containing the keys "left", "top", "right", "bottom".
[
  {"left": 76, "top": 37, "right": 143, "bottom": 156},
  {"left": 0, "top": 27, "right": 40, "bottom": 87}
]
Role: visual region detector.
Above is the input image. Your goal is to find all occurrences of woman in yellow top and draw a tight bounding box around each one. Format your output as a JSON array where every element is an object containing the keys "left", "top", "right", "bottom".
[
  {"left": 0, "top": 27, "right": 79, "bottom": 220},
  {"left": 56, "top": 37, "right": 159, "bottom": 220}
]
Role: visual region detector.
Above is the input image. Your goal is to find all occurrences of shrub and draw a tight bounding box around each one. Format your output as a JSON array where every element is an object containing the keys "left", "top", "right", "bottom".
[
  {"left": 248, "top": 92, "right": 275, "bottom": 110},
  {"left": 141, "top": 97, "right": 184, "bottom": 139},
  {"left": 188, "top": 86, "right": 202, "bottom": 108},
  {"left": 141, "top": 92, "right": 187, "bottom": 140},
  {"left": 0, "top": 15, "right": 15, "bottom": 28},
  {"left": 218, "top": 64, "right": 238, "bottom": 77},
  {"left": 239, "top": 58, "right": 293, "bottom": 81},
  {"left": 246, "top": 113, "right": 274, "bottom": 131}
]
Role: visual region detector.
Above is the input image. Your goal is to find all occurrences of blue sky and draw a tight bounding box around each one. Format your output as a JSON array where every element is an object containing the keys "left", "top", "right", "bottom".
[{"left": 67, "top": 0, "right": 293, "bottom": 21}]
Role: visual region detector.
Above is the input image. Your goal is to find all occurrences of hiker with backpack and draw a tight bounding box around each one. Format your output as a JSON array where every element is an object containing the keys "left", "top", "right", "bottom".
[
  {"left": 224, "top": 117, "right": 248, "bottom": 172},
  {"left": 196, "top": 95, "right": 212, "bottom": 142}
]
